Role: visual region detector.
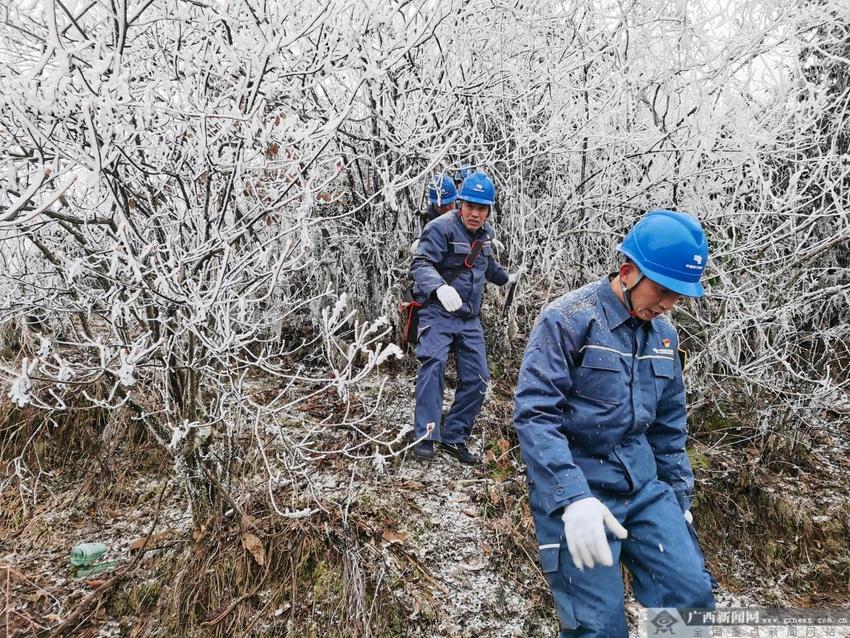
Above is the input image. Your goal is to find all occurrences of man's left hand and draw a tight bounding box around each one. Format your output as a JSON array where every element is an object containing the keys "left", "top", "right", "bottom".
[
  {"left": 507, "top": 265, "right": 525, "bottom": 285},
  {"left": 684, "top": 509, "right": 693, "bottom": 525}
]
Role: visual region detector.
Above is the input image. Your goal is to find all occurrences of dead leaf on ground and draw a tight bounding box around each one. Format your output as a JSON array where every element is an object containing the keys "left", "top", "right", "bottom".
[
  {"left": 242, "top": 532, "right": 266, "bottom": 566},
  {"left": 129, "top": 530, "right": 172, "bottom": 552},
  {"left": 381, "top": 530, "right": 407, "bottom": 546}
]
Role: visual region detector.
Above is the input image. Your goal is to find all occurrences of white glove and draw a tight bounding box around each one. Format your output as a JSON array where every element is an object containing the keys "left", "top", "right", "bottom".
[
  {"left": 436, "top": 284, "right": 462, "bottom": 312},
  {"left": 561, "top": 497, "right": 628, "bottom": 570},
  {"left": 507, "top": 265, "right": 525, "bottom": 285},
  {"left": 684, "top": 509, "right": 693, "bottom": 525},
  {"left": 409, "top": 239, "right": 419, "bottom": 253},
  {"left": 493, "top": 237, "right": 505, "bottom": 251}
]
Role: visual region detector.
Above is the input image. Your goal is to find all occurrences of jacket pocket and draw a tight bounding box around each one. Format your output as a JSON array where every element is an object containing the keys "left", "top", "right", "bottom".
[
  {"left": 537, "top": 545, "right": 579, "bottom": 630},
  {"left": 538, "top": 544, "right": 560, "bottom": 574},
  {"left": 414, "top": 323, "right": 433, "bottom": 358},
  {"left": 650, "top": 357, "right": 674, "bottom": 378},
  {"left": 650, "top": 356, "right": 675, "bottom": 400},
  {"left": 573, "top": 346, "right": 626, "bottom": 406}
]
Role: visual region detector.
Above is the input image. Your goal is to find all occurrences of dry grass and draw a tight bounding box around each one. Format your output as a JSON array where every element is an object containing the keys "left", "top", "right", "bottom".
[
  {"left": 691, "top": 405, "right": 850, "bottom": 599},
  {"left": 122, "top": 498, "right": 433, "bottom": 638},
  {"left": 0, "top": 380, "right": 168, "bottom": 534}
]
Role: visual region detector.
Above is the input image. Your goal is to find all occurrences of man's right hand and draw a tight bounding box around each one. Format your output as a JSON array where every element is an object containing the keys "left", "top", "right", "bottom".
[
  {"left": 436, "top": 284, "right": 462, "bottom": 312},
  {"left": 561, "top": 497, "right": 628, "bottom": 570}
]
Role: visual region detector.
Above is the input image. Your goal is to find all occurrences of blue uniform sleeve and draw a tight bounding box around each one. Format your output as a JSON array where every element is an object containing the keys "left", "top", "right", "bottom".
[
  {"left": 410, "top": 222, "right": 448, "bottom": 297},
  {"left": 485, "top": 253, "right": 509, "bottom": 286},
  {"left": 645, "top": 339, "right": 694, "bottom": 512},
  {"left": 514, "top": 308, "right": 592, "bottom": 516}
]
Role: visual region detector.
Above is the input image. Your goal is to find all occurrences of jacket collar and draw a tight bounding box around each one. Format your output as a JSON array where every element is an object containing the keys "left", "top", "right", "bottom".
[{"left": 598, "top": 274, "right": 659, "bottom": 333}]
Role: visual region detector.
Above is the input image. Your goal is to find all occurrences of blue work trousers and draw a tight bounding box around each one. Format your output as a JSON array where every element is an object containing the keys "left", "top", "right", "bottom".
[
  {"left": 413, "top": 305, "right": 489, "bottom": 444},
  {"left": 533, "top": 479, "right": 715, "bottom": 637}
]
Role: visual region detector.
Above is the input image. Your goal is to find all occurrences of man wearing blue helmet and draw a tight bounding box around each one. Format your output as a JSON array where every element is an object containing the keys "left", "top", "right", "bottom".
[
  {"left": 514, "top": 210, "right": 715, "bottom": 637},
  {"left": 411, "top": 175, "right": 458, "bottom": 251},
  {"left": 452, "top": 164, "right": 473, "bottom": 188},
  {"left": 425, "top": 174, "right": 458, "bottom": 224},
  {"left": 409, "top": 171, "right": 520, "bottom": 464}
]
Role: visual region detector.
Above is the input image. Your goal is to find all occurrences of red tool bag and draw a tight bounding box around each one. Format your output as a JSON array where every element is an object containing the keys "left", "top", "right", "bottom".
[{"left": 399, "top": 289, "right": 424, "bottom": 352}]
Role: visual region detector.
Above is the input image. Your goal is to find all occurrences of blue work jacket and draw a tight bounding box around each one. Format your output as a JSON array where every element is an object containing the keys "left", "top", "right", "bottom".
[
  {"left": 423, "top": 203, "right": 445, "bottom": 226},
  {"left": 414, "top": 204, "right": 453, "bottom": 241},
  {"left": 410, "top": 211, "right": 509, "bottom": 318},
  {"left": 514, "top": 275, "right": 694, "bottom": 517}
]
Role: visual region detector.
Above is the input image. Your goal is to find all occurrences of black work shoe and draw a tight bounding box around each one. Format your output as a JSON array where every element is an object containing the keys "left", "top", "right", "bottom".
[
  {"left": 413, "top": 441, "right": 436, "bottom": 461},
  {"left": 440, "top": 442, "right": 480, "bottom": 466}
]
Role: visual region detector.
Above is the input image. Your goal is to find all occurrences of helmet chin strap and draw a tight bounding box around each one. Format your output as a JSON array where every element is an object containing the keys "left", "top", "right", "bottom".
[{"left": 621, "top": 272, "right": 645, "bottom": 318}]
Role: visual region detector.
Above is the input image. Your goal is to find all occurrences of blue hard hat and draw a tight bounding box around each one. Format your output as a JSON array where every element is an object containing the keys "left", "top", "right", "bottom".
[
  {"left": 453, "top": 164, "right": 473, "bottom": 183},
  {"left": 458, "top": 172, "right": 495, "bottom": 206},
  {"left": 427, "top": 175, "right": 457, "bottom": 205},
  {"left": 617, "top": 209, "right": 709, "bottom": 297}
]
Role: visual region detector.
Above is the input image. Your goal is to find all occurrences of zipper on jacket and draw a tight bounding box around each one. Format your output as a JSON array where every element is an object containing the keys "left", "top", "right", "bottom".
[{"left": 630, "top": 324, "right": 638, "bottom": 430}]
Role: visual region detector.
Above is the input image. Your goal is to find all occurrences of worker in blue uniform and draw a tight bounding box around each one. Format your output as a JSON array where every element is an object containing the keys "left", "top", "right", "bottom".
[
  {"left": 452, "top": 164, "right": 473, "bottom": 188},
  {"left": 514, "top": 209, "right": 716, "bottom": 636},
  {"left": 424, "top": 174, "right": 458, "bottom": 224},
  {"left": 410, "top": 172, "right": 520, "bottom": 464},
  {"left": 411, "top": 175, "right": 458, "bottom": 251}
]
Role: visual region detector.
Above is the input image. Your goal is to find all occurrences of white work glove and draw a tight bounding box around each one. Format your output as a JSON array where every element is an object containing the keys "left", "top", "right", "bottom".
[
  {"left": 436, "top": 284, "right": 462, "bottom": 312},
  {"left": 507, "top": 265, "right": 525, "bottom": 285},
  {"left": 561, "top": 497, "right": 628, "bottom": 570},
  {"left": 493, "top": 237, "right": 506, "bottom": 252},
  {"left": 409, "top": 239, "right": 419, "bottom": 253},
  {"left": 684, "top": 509, "right": 693, "bottom": 525}
]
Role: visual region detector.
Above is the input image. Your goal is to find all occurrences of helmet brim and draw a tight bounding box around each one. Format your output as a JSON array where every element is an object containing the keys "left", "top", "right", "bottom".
[
  {"left": 430, "top": 195, "right": 457, "bottom": 205},
  {"left": 639, "top": 264, "right": 705, "bottom": 298},
  {"left": 459, "top": 196, "right": 494, "bottom": 206}
]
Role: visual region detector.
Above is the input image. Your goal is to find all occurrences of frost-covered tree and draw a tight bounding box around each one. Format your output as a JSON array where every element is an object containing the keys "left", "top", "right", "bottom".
[
  {"left": 0, "top": 0, "right": 410, "bottom": 522},
  {"left": 1, "top": 0, "right": 848, "bottom": 523}
]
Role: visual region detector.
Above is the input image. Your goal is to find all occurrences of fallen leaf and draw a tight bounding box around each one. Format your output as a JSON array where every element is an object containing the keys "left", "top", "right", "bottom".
[
  {"left": 381, "top": 530, "right": 407, "bottom": 546},
  {"left": 129, "top": 536, "right": 149, "bottom": 552},
  {"left": 129, "top": 530, "right": 171, "bottom": 552},
  {"left": 242, "top": 532, "right": 265, "bottom": 566},
  {"left": 84, "top": 579, "right": 107, "bottom": 588}
]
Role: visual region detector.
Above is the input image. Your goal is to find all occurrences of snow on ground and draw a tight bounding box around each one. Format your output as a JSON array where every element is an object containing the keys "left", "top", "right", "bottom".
[{"left": 390, "top": 439, "right": 555, "bottom": 637}]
